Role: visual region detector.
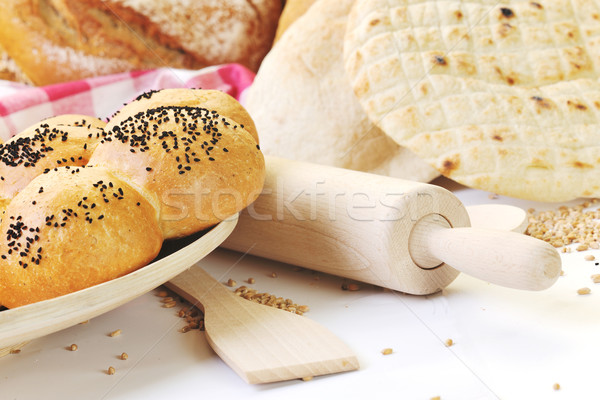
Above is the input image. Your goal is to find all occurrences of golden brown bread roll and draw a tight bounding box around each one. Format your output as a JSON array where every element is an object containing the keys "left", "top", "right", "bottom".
[
  {"left": 90, "top": 89, "right": 265, "bottom": 239},
  {"left": 0, "top": 115, "right": 107, "bottom": 215},
  {"left": 0, "top": 166, "right": 163, "bottom": 309},
  {"left": 0, "top": 89, "right": 265, "bottom": 308},
  {"left": 0, "top": 0, "right": 282, "bottom": 86},
  {"left": 108, "top": 89, "right": 259, "bottom": 144}
]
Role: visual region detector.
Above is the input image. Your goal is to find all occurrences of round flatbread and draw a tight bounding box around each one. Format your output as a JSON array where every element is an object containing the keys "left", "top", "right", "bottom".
[
  {"left": 245, "top": 0, "right": 438, "bottom": 182},
  {"left": 344, "top": 0, "right": 600, "bottom": 201}
]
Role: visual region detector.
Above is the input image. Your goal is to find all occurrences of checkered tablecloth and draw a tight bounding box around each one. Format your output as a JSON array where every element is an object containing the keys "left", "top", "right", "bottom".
[{"left": 0, "top": 64, "right": 255, "bottom": 141}]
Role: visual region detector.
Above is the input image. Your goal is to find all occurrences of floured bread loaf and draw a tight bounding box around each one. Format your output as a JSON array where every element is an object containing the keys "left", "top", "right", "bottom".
[
  {"left": 0, "top": 0, "right": 282, "bottom": 86},
  {"left": 0, "top": 43, "right": 31, "bottom": 84},
  {"left": 344, "top": 0, "right": 600, "bottom": 201},
  {"left": 245, "top": 0, "right": 439, "bottom": 182}
]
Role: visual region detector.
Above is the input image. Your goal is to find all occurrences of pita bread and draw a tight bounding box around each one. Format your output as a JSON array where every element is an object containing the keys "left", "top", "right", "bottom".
[
  {"left": 245, "top": 0, "right": 439, "bottom": 182},
  {"left": 344, "top": 0, "right": 600, "bottom": 201}
]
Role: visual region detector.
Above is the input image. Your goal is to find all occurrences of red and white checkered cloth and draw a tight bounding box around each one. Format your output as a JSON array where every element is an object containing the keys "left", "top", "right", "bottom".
[{"left": 0, "top": 64, "right": 255, "bottom": 142}]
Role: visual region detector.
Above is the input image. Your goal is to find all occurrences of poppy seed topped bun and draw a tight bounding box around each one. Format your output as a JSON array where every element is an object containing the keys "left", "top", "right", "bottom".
[{"left": 90, "top": 89, "right": 265, "bottom": 239}]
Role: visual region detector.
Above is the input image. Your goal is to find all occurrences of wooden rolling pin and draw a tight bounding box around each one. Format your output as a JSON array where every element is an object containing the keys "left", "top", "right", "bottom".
[{"left": 222, "top": 156, "right": 561, "bottom": 294}]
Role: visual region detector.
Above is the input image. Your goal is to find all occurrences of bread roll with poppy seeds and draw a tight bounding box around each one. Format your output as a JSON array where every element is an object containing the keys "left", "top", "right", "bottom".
[
  {"left": 0, "top": 115, "right": 107, "bottom": 216},
  {"left": 0, "top": 89, "right": 264, "bottom": 308},
  {"left": 90, "top": 89, "right": 265, "bottom": 239},
  {"left": 0, "top": 166, "right": 162, "bottom": 309}
]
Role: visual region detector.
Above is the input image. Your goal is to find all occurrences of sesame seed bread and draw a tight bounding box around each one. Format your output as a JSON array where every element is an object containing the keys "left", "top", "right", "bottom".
[
  {"left": 0, "top": 115, "right": 107, "bottom": 215},
  {"left": 344, "top": 0, "right": 600, "bottom": 201},
  {"left": 90, "top": 89, "right": 265, "bottom": 239},
  {"left": 0, "top": 0, "right": 282, "bottom": 86},
  {"left": 0, "top": 166, "right": 163, "bottom": 309},
  {"left": 245, "top": 0, "right": 439, "bottom": 182}
]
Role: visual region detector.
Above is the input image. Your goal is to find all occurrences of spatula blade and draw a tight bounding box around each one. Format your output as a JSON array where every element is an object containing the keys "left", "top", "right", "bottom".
[
  {"left": 204, "top": 307, "right": 359, "bottom": 384},
  {"left": 167, "top": 265, "right": 359, "bottom": 384}
]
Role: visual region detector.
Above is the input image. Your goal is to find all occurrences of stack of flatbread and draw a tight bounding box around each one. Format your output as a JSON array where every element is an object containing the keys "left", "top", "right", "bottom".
[
  {"left": 245, "top": 0, "right": 440, "bottom": 183},
  {"left": 248, "top": 0, "right": 600, "bottom": 201}
]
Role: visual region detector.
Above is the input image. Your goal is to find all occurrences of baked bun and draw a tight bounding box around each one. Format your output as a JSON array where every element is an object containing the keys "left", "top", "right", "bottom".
[
  {"left": 109, "top": 89, "right": 259, "bottom": 143},
  {"left": 0, "top": 0, "right": 282, "bottom": 86},
  {"left": 90, "top": 89, "right": 265, "bottom": 239},
  {"left": 0, "top": 166, "right": 162, "bottom": 308},
  {"left": 0, "top": 115, "right": 107, "bottom": 215},
  {"left": 0, "top": 89, "right": 264, "bottom": 308}
]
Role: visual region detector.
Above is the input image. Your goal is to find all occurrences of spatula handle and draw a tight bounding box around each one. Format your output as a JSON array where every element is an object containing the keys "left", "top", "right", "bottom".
[
  {"left": 166, "top": 265, "right": 239, "bottom": 313},
  {"left": 222, "top": 156, "right": 561, "bottom": 294}
]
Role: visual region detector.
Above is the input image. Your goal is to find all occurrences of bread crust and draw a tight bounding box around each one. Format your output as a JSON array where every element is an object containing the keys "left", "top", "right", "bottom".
[
  {"left": 0, "top": 89, "right": 264, "bottom": 307},
  {"left": 0, "top": 0, "right": 281, "bottom": 85},
  {"left": 90, "top": 89, "right": 265, "bottom": 239},
  {"left": 0, "top": 166, "right": 162, "bottom": 308},
  {"left": 0, "top": 115, "right": 107, "bottom": 215}
]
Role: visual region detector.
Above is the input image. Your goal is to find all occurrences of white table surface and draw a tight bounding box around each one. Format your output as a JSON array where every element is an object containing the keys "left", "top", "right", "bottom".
[{"left": 1, "top": 178, "right": 598, "bottom": 400}]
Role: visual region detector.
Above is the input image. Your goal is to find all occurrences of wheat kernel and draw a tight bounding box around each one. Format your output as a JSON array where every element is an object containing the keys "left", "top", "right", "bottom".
[
  {"left": 120, "top": 352, "right": 128, "bottom": 360},
  {"left": 445, "top": 339, "right": 454, "bottom": 347},
  {"left": 381, "top": 348, "right": 393, "bottom": 355},
  {"left": 107, "top": 366, "right": 116, "bottom": 375},
  {"left": 109, "top": 329, "right": 122, "bottom": 337},
  {"left": 553, "top": 383, "right": 560, "bottom": 391},
  {"left": 578, "top": 287, "right": 591, "bottom": 295},
  {"left": 69, "top": 344, "right": 78, "bottom": 351},
  {"left": 162, "top": 301, "right": 177, "bottom": 308},
  {"left": 226, "top": 278, "right": 237, "bottom": 287},
  {"left": 585, "top": 254, "right": 596, "bottom": 261},
  {"left": 180, "top": 325, "right": 191, "bottom": 333},
  {"left": 347, "top": 283, "right": 360, "bottom": 291}
]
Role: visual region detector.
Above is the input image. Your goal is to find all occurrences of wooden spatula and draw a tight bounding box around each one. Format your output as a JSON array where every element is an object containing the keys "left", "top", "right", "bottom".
[{"left": 165, "top": 266, "right": 359, "bottom": 384}]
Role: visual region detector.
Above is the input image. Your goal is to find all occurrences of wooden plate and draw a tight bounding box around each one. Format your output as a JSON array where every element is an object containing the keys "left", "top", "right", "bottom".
[{"left": 0, "top": 214, "right": 238, "bottom": 353}]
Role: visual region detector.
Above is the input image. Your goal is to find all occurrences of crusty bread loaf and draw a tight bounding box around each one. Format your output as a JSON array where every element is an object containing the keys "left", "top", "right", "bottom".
[
  {"left": 0, "top": 43, "right": 31, "bottom": 84},
  {"left": 0, "top": 115, "right": 107, "bottom": 215},
  {"left": 0, "top": 89, "right": 265, "bottom": 308},
  {"left": 90, "top": 89, "right": 265, "bottom": 239},
  {"left": 0, "top": 0, "right": 282, "bottom": 86}
]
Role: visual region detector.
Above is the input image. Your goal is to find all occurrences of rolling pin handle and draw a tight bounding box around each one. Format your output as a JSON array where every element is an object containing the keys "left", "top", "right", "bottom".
[{"left": 408, "top": 214, "right": 561, "bottom": 291}]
